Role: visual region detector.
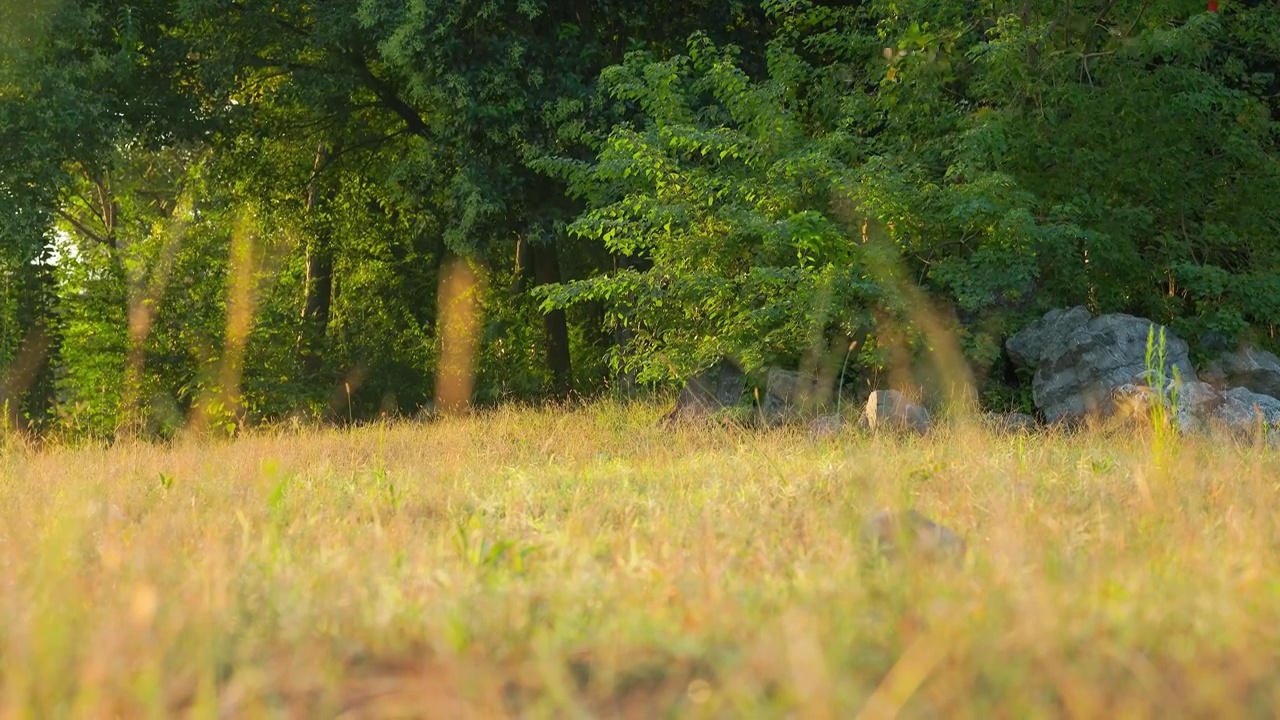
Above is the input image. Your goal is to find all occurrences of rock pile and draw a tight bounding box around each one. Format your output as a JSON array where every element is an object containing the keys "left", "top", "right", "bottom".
[
  {"left": 1008, "top": 306, "right": 1280, "bottom": 438},
  {"left": 658, "top": 308, "right": 1280, "bottom": 441}
]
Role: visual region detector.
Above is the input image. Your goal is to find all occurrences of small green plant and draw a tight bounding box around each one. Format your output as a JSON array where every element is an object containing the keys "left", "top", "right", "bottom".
[
  {"left": 0, "top": 400, "right": 11, "bottom": 449},
  {"left": 200, "top": 399, "right": 240, "bottom": 438},
  {"left": 453, "top": 514, "right": 538, "bottom": 576},
  {"left": 158, "top": 472, "right": 175, "bottom": 491},
  {"left": 1144, "top": 325, "right": 1182, "bottom": 467},
  {"left": 267, "top": 476, "right": 290, "bottom": 515},
  {"left": 373, "top": 467, "right": 401, "bottom": 515}
]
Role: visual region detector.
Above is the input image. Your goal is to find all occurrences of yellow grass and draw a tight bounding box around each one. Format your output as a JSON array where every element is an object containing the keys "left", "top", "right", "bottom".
[{"left": 1, "top": 402, "right": 1278, "bottom": 718}]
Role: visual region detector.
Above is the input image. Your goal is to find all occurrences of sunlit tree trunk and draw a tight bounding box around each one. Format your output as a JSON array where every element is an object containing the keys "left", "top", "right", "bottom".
[{"left": 301, "top": 142, "right": 333, "bottom": 374}]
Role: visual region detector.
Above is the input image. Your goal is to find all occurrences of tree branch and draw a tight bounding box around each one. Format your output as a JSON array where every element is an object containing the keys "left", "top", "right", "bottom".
[
  {"left": 55, "top": 208, "right": 115, "bottom": 249},
  {"left": 1084, "top": 0, "right": 1120, "bottom": 52},
  {"left": 72, "top": 190, "right": 105, "bottom": 226},
  {"left": 349, "top": 55, "right": 430, "bottom": 138},
  {"left": 1126, "top": 0, "right": 1151, "bottom": 37},
  {"left": 319, "top": 128, "right": 412, "bottom": 173}
]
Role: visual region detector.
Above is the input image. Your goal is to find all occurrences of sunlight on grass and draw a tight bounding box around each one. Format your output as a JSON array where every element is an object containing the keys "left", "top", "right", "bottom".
[{"left": 1, "top": 404, "right": 1278, "bottom": 717}]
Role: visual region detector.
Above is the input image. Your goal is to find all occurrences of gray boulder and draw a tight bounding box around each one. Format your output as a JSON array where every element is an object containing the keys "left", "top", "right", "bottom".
[
  {"left": 1180, "top": 380, "right": 1224, "bottom": 412},
  {"left": 763, "top": 367, "right": 829, "bottom": 410},
  {"left": 865, "top": 390, "right": 931, "bottom": 433},
  {"left": 1006, "top": 306, "right": 1091, "bottom": 369},
  {"left": 862, "top": 510, "right": 966, "bottom": 563},
  {"left": 984, "top": 412, "right": 1037, "bottom": 433},
  {"left": 1111, "top": 380, "right": 1221, "bottom": 433},
  {"left": 659, "top": 359, "right": 747, "bottom": 425},
  {"left": 808, "top": 413, "right": 844, "bottom": 439},
  {"left": 1031, "top": 313, "right": 1196, "bottom": 423},
  {"left": 1213, "top": 387, "right": 1280, "bottom": 435},
  {"left": 1178, "top": 381, "right": 1224, "bottom": 432},
  {"left": 1202, "top": 348, "right": 1280, "bottom": 399}
]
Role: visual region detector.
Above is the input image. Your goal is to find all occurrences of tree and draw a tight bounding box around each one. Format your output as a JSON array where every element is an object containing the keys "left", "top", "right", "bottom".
[
  {"left": 4, "top": 0, "right": 1279, "bottom": 433},
  {"left": 539, "top": 0, "right": 1280, "bottom": 399},
  {"left": 0, "top": 0, "right": 205, "bottom": 432}
]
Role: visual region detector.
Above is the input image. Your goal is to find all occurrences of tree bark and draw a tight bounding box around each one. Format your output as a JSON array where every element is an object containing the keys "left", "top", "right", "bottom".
[
  {"left": 302, "top": 253, "right": 333, "bottom": 330},
  {"left": 532, "top": 243, "right": 572, "bottom": 395},
  {"left": 301, "top": 142, "right": 333, "bottom": 373},
  {"left": 611, "top": 253, "right": 638, "bottom": 394}
]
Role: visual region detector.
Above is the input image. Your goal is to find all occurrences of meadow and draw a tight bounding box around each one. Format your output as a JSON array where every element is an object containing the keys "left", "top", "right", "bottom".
[{"left": 2, "top": 402, "right": 1278, "bottom": 718}]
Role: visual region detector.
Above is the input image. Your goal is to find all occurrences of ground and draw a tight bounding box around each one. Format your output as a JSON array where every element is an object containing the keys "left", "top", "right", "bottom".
[{"left": 1, "top": 402, "right": 1278, "bottom": 718}]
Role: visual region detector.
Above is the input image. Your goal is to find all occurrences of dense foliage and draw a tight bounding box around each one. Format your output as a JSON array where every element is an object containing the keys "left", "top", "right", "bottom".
[{"left": 2, "top": 0, "right": 1278, "bottom": 437}]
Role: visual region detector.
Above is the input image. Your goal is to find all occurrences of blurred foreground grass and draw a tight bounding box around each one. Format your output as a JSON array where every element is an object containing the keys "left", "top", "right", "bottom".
[{"left": 1, "top": 402, "right": 1278, "bottom": 718}]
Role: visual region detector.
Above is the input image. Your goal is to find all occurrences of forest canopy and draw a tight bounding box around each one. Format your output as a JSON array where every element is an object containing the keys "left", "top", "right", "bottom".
[{"left": 1, "top": 0, "right": 1278, "bottom": 438}]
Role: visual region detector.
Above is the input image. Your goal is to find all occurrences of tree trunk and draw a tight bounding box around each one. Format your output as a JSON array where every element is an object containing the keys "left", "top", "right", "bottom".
[
  {"left": 611, "top": 253, "right": 637, "bottom": 394},
  {"left": 512, "top": 234, "right": 534, "bottom": 296},
  {"left": 532, "top": 243, "right": 572, "bottom": 395},
  {"left": 302, "top": 253, "right": 333, "bottom": 330},
  {"left": 301, "top": 143, "right": 333, "bottom": 373},
  {"left": 7, "top": 263, "right": 57, "bottom": 430}
]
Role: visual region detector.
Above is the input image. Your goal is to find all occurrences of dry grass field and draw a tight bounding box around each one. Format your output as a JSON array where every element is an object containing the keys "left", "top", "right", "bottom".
[{"left": 2, "top": 402, "right": 1279, "bottom": 718}]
